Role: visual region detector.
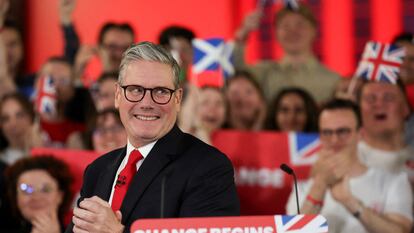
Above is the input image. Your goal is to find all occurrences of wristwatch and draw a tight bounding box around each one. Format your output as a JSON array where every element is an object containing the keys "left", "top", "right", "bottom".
[{"left": 352, "top": 201, "right": 364, "bottom": 219}]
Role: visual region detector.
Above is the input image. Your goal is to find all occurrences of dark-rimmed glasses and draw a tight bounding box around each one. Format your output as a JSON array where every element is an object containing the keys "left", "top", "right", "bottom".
[
  {"left": 319, "top": 127, "right": 352, "bottom": 139},
  {"left": 119, "top": 85, "right": 177, "bottom": 105}
]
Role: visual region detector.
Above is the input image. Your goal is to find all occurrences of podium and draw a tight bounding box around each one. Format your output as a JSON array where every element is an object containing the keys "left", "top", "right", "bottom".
[{"left": 131, "top": 215, "right": 328, "bottom": 233}]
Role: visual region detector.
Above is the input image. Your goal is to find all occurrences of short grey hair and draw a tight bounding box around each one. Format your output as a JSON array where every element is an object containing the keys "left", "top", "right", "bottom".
[{"left": 118, "top": 41, "right": 181, "bottom": 88}]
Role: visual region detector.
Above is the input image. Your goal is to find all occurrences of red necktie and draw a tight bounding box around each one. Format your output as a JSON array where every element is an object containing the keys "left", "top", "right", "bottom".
[{"left": 111, "top": 149, "right": 143, "bottom": 211}]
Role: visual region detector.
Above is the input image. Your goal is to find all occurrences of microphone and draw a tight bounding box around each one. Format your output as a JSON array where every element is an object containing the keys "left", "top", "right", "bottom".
[
  {"left": 280, "top": 163, "right": 300, "bottom": 215},
  {"left": 116, "top": 175, "right": 127, "bottom": 188},
  {"left": 160, "top": 175, "right": 167, "bottom": 218}
]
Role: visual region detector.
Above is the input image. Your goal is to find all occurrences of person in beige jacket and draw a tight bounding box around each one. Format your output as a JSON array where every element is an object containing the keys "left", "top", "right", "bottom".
[{"left": 234, "top": 4, "right": 340, "bottom": 104}]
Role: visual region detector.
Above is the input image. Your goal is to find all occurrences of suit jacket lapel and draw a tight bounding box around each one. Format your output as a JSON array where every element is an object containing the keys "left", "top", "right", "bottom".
[
  {"left": 121, "top": 125, "right": 183, "bottom": 222},
  {"left": 95, "top": 148, "right": 127, "bottom": 201}
]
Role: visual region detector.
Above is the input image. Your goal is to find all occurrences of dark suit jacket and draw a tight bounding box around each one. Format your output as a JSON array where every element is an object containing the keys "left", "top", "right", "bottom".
[{"left": 65, "top": 125, "right": 240, "bottom": 232}]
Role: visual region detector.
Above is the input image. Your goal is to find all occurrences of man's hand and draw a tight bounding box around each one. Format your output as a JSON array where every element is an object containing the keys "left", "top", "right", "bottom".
[
  {"left": 329, "top": 145, "right": 354, "bottom": 182},
  {"left": 74, "top": 45, "right": 97, "bottom": 77},
  {"left": 98, "top": 46, "right": 112, "bottom": 72},
  {"left": 313, "top": 149, "right": 341, "bottom": 186},
  {"left": 59, "top": 0, "right": 76, "bottom": 26},
  {"left": 72, "top": 196, "right": 124, "bottom": 233},
  {"left": 313, "top": 145, "right": 355, "bottom": 186},
  {"left": 235, "top": 10, "right": 262, "bottom": 42},
  {"left": 330, "top": 176, "right": 353, "bottom": 204}
]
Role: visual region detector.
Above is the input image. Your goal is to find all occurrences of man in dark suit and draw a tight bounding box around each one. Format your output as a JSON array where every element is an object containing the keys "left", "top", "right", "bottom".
[{"left": 67, "top": 41, "right": 240, "bottom": 233}]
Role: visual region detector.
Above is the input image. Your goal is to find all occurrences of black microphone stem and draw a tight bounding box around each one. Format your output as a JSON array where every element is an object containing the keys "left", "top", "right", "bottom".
[
  {"left": 160, "top": 175, "right": 166, "bottom": 218},
  {"left": 280, "top": 163, "right": 301, "bottom": 215},
  {"left": 292, "top": 172, "right": 300, "bottom": 215}
]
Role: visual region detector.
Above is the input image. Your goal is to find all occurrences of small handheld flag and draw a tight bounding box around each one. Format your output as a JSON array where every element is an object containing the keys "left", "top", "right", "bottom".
[
  {"left": 191, "top": 38, "right": 234, "bottom": 87},
  {"left": 354, "top": 41, "right": 405, "bottom": 84},
  {"left": 35, "top": 75, "right": 57, "bottom": 119}
]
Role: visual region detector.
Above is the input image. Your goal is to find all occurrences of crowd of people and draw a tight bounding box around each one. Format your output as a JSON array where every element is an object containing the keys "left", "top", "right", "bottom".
[{"left": 0, "top": 0, "right": 414, "bottom": 232}]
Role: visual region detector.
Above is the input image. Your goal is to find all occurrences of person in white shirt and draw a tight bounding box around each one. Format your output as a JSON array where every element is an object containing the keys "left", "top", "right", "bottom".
[
  {"left": 286, "top": 99, "right": 413, "bottom": 233},
  {"left": 357, "top": 80, "right": 413, "bottom": 174}
]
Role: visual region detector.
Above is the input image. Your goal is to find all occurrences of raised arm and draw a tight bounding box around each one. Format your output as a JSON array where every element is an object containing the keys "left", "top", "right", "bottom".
[{"left": 59, "top": 0, "right": 79, "bottom": 65}]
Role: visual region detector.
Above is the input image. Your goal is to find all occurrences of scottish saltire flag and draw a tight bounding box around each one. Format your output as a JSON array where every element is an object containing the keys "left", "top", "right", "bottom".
[
  {"left": 35, "top": 75, "right": 57, "bottom": 118},
  {"left": 288, "top": 132, "right": 321, "bottom": 166},
  {"left": 191, "top": 38, "right": 234, "bottom": 87},
  {"left": 355, "top": 41, "right": 405, "bottom": 84},
  {"left": 274, "top": 215, "right": 328, "bottom": 233}
]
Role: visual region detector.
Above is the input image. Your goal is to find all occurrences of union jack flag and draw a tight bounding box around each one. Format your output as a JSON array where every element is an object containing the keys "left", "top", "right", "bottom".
[
  {"left": 274, "top": 215, "right": 328, "bottom": 233},
  {"left": 191, "top": 38, "right": 234, "bottom": 87},
  {"left": 288, "top": 133, "right": 321, "bottom": 166},
  {"left": 354, "top": 41, "right": 405, "bottom": 84},
  {"left": 35, "top": 75, "right": 57, "bottom": 118}
]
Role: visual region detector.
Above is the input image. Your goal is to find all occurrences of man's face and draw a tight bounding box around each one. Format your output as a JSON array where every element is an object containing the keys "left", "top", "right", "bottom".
[
  {"left": 40, "top": 61, "right": 73, "bottom": 102},
  {"left": 226, "top": 77, "right": 263, "bottom": 125},
  {"left": 398, "top": 42, "right": 414, "bottom": 85},
  {"left": 100, "top": 29, "right": 134, "bottom": 67},
  {"left": 92, "top": 112, "right": 127, "bottom": 153},
  {"left": 360, "top": 82, "right": 409, "bottom": 136},
  {"left": 168, "top": 37, "right": 193, "bottom": 70},
  {"left": 319, "top": 109, "right": 359, "bottom": 153},
  {"left": 115, "top": 60, "right": 182, "bottom": 147},
  {"left": 94, "top": 78, "right": 117, "bottom": 111},
  {"left": 2, "top": 28, "right": 23, "bottom": 74},
  {"left": 276, "top": 13, "right": 316, "bottom": 55}
]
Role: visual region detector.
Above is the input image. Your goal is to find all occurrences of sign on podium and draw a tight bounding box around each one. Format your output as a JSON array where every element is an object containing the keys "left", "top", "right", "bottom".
[{"left": 131, "top": 215, "right": 328, "bottom": 233}]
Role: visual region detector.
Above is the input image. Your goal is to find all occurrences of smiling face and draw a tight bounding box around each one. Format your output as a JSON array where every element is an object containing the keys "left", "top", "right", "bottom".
[
  {"left": 0, "top": 98, "right": 33, "bottom": 147},
  {"left": 115, "top": 60, "right": 182, "bottom": 147},
  {"left": 226, "top": 77, "right": 263, "bottom": 128},
  {"left": 40, "top": 61, "right": 73, "bottom": 102},
  {"left": 360, "top": 82, "right": 409, "bottom": 136},
  {"left": 276, "top": 12, "right": 316, "bottom": 55},
  {"left": 95, "top": 78, "right": 117, "bottom": 111},
  {"left": 319, "top": 109, "right": 359, "bottom": 153},
  {"left": 276, "top": 93, "right": 307, "bottom": 132},
  {"left": 197, "top": 87, "right": 226, "bottom": 131},
  {"left": 2, "top": 28, "right": 24, "bottom": 74},
  {"left": 17, "top": 169, "right": 63, "bottom": 222},
  {"left": 92, "top": 111, "right": 127, "bottom": 153},
  {"left": 100, "top": 28, "right": 134, "bottom": 67}
]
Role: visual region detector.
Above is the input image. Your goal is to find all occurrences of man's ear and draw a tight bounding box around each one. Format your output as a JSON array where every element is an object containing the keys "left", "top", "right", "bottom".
[{"left": 175, "top": 88, "right": 183, "bottom": 105}]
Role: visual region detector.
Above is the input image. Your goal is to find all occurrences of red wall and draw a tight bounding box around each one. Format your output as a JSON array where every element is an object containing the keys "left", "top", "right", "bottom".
[
  {"left": 26, "top": 0, "right": 246, "bottom": 73},
  {"left": 26, "top": 0, "right": 409, "bottom": 76}
]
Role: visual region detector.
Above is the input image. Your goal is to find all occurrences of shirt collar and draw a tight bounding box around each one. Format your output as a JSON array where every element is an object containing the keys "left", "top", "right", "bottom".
[
  {"left": 126, "top": 140, "right": 157, "bottom": 158},
  {"left": 279, "top": 55, "right": 319, "bottom": 70}
]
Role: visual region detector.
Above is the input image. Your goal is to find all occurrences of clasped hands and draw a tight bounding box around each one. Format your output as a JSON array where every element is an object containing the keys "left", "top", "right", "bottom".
[
  {"left": 72, "top": 196, "right": 124, "bottom": 233},
  {"left": 312, "top": 147, "right": 354, "bottom": 204}
]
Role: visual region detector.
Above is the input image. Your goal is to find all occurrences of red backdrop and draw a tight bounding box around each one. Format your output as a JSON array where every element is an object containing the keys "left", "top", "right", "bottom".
[{"left": 26, "top": 0, "right": 414, "bottom": 76}]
